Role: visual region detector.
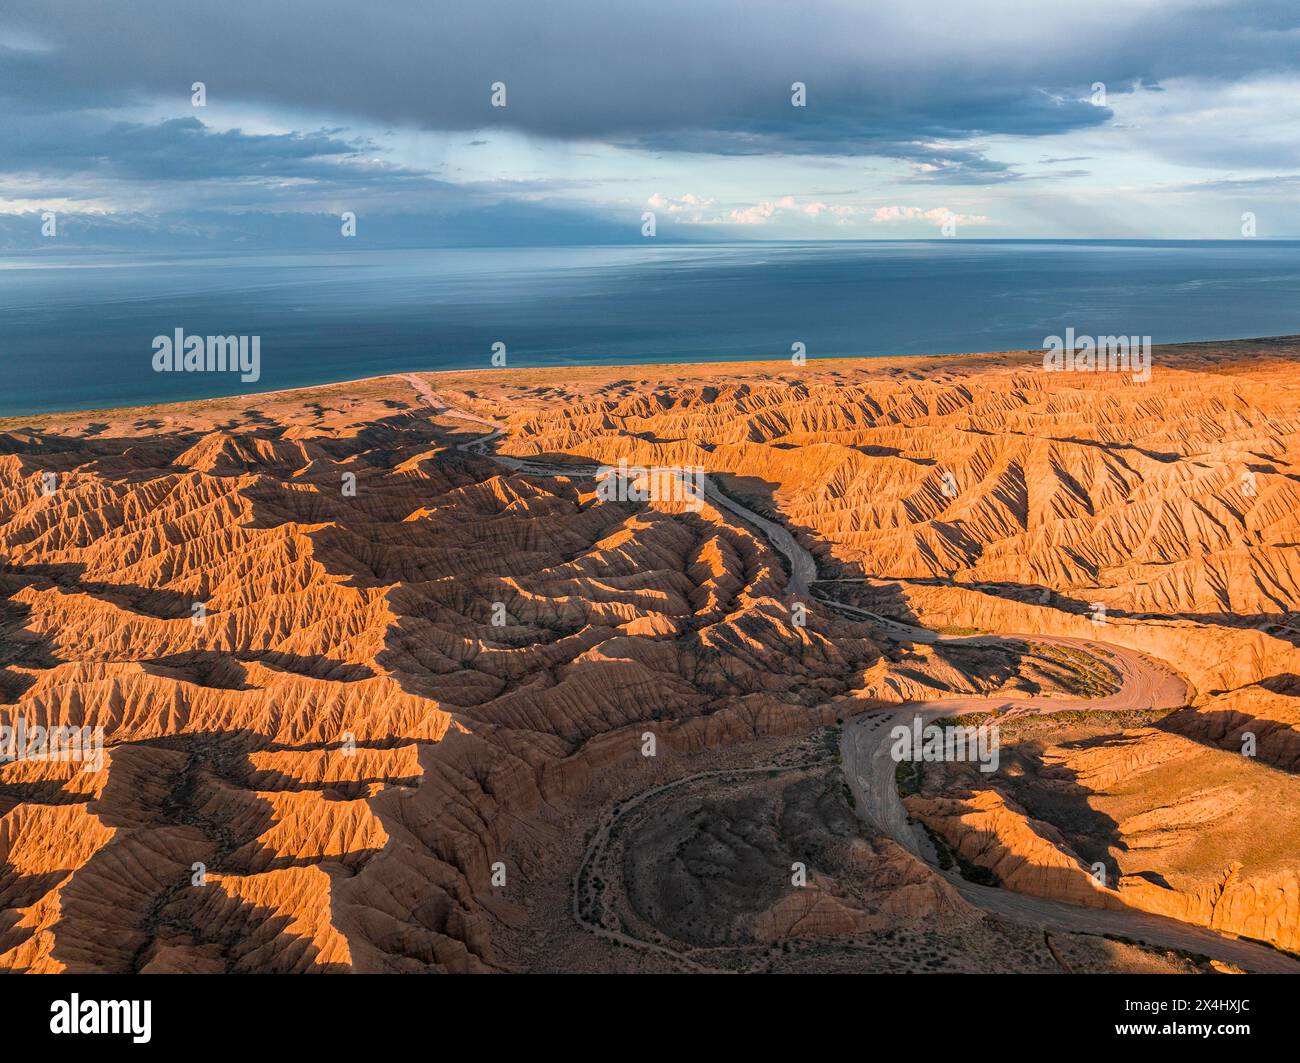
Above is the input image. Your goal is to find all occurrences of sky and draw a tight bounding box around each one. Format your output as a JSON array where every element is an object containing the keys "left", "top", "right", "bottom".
[{"left": 1, "top": 0, "right": 1299, "bottom": 248}]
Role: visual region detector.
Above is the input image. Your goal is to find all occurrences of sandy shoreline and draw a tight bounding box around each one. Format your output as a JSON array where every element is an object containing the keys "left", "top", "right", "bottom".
[
  {"left": 4, "top": 333, "right": 1298, "bottom": 428},
  {"left": 2, "top": 347, "right": 1031, "bottom": 426}
]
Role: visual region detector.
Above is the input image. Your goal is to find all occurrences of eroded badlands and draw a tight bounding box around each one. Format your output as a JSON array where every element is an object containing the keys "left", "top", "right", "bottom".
[{"left": 1, "top": 338, "right": 1297, "bottom": 972}]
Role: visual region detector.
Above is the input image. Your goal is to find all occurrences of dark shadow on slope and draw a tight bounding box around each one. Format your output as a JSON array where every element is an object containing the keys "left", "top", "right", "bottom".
[{"left": 1155, "top": 704, "right": 1300, "bottom": 774}]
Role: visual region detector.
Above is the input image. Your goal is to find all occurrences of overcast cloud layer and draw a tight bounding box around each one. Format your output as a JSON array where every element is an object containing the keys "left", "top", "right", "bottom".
[{"left": 2, "top": 0, "right": 1299, "bottom": 245}]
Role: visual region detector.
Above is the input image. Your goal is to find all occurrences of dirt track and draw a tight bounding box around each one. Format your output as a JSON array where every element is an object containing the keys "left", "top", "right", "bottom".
[{"left": 838, "top": 679, "right": 1300, "bottom": 973}]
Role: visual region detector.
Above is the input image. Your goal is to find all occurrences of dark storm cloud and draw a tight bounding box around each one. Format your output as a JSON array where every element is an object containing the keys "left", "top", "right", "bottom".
[
  {"left": 3, "top": 0, "right": 1298, "bottom": 161},
  {"left": 0, "top": 112, "right": 406, "bottom": 183},
  {"left": 3, "top": 0, "right": 1298, "bottom": 243}
]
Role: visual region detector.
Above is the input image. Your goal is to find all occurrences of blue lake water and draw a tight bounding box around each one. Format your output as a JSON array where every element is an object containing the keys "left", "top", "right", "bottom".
[{"left": 2, "top": 241, "right": 1299, "bottom": 417}]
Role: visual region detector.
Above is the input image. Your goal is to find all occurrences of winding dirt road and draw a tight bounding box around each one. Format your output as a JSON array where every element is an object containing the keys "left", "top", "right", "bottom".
[
  {"left": 403, "top": 373, "right": 1300, "bottom": 973},
  {"left": 841, "top": 701, "right": 1300, "bottom": 972},
  {"left": 403, "top": 374, "right": 818, "bottom": 594}
]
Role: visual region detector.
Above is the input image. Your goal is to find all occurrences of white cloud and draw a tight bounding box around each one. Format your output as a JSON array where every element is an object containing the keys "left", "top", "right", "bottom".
[
  {"left": 721, "top": 196, "right": 833, "bottom": 225},
  {"left": 871, "top": 205, "right": 990, "bottom": 227},
  {"left": 648, "top": 191, "right": 715, "bottom": 215},
  {"left": 728, "top": 200, "right": 778, "bottom": 225}
]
